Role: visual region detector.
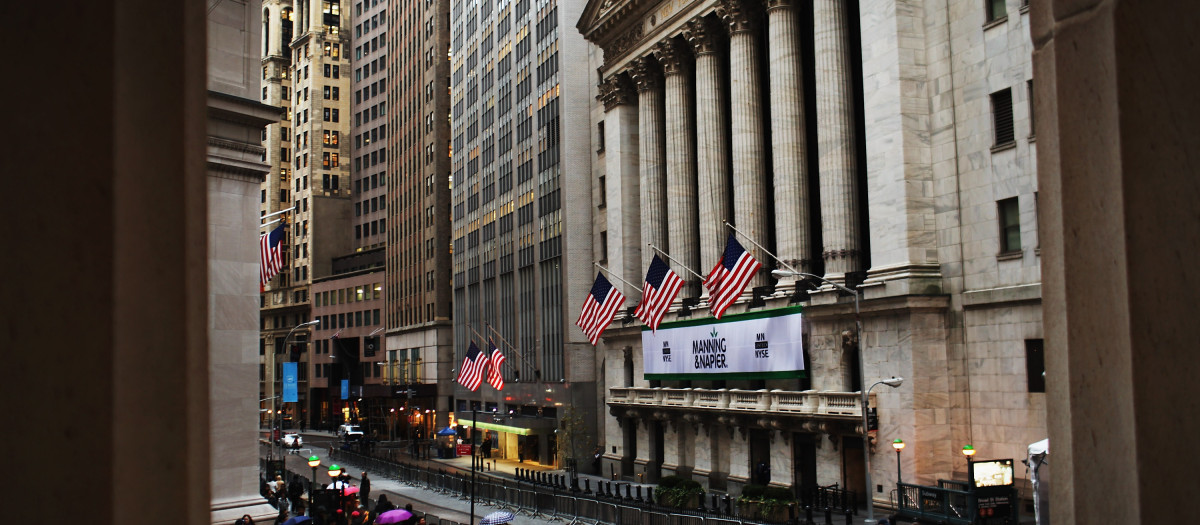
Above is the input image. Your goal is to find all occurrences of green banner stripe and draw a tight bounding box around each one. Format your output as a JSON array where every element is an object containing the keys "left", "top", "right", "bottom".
[
  {"left": 644, "top": 370, "right": 808, "bottom": 381},
  {"left": 642, "top": 305, "right": 804, "bottom": 331}
]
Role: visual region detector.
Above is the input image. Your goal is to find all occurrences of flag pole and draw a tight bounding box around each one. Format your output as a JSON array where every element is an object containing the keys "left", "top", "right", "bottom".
[
  {"left": 646, "top": 244, "right": 705, "bottom": 280},
  {"left": 594, "top": 263, "right": 644, "bottom": 293},
  {"left": 262, "top": 206, "right": 296, "bottom": 221},
  {"left": 468, "top": 325, "right": 513, "bottom": 375},
  {"left": 485, "top": 323, "right": 534, "bottom": 382},
  {"left": 722, "top": 221, "right": 802, "bottom": 275},
  {"left": 260, "top": 218, "right": 283, "bottom": 229}
]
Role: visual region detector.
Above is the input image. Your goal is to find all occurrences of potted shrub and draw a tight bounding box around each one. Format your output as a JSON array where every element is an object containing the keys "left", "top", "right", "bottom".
[
  {"left": 656, "top": 475, "right": 704, "bottom": 509},
  {"left": 737, "top": 484, "right": 767, "bottom": 518},
  {"left": 738, "top": 484, "right": 797, "bottom": 522}
]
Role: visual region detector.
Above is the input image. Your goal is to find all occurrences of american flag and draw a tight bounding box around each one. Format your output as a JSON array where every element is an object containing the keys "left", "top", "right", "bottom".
[
  {"left": 259, "top": 224, "right": 286, "bottom": 290},
  {"left": 576, "top": 273, "right": 625, "bottom": 345},
  {"left": 704, "top": 235, "right": 762, "bottom": 319},
  {"left": 486, "top": 339, "right": 506, "bottom": 390},
  {"left": 634, "top": 255, "right": 684, "bottom": 331},
  {"left": 457, "top": 341, "right": 490, "bottom": 391}
]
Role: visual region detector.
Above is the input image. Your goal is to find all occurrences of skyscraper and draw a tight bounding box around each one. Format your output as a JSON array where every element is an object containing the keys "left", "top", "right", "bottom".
[
  {"left": 382, "top": 0, "right": 455, "bottom": 432},
  {"left": 260, "top": 0, "right": 353, "bottom": 429},
  {"left": 449, "top": 0, "right": 597, "bottom": 464}
]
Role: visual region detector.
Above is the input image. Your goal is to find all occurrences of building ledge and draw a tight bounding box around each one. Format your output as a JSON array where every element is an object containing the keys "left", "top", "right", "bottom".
[{"left": 608, "top": 387, "right": 870, "bottom": 434}]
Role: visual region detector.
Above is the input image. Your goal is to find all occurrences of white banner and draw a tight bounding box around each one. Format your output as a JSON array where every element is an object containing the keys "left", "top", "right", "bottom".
[{"left": 642, "top": 306, "right": 805, "bottom": 380}]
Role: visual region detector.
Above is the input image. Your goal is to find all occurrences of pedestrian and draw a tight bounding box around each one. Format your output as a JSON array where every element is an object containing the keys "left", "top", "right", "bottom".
[
  {"left": 360, "top": 471, "right": 371, "bottom": 507},
  {"left": 288, "top": 475, "right": 305, "bottom": 511},
  {"left": 234, "top": 514, "right": 255, "bottom": 525},
  {"left": 374, "top": 494, "right": 395, "bottom": 514}
]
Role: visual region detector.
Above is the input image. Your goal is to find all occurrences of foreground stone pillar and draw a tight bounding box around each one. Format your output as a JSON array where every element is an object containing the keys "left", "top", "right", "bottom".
[
  {"left": 766, "top": 0, "right": 812, "bottom": 278},
  {"left": 631, "top": 56, "right": 668, "bottom": 273},
  {"left": 686, "top": 17, "right": 731, "bottom": 289},
  {"left": 657, "top": 39, "right": 701, "bottom": 296}
]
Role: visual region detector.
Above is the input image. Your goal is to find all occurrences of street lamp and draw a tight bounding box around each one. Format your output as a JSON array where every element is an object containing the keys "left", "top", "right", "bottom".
[
  {"left": 273, "top": 319, "right": 320, "bottom": 459},
  {"left": 328, "top": 464, "right": 343, "bottom": 513},
  {"left": 307, "top": 455, "right": 321, "bottom": 515},
  {"left": 962, "top": 444, "right": 976, "bottom": 482},
  {"left": 771, "top": 269, "right": 900, "bottom": 524},
  {"left": 892, "top": 439, "right": 905, "bottom": 484}
]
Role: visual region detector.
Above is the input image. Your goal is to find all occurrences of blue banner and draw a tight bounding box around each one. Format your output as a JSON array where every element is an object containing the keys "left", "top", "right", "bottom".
[
  {"left": 282, "top": 362, "right": 298, "bottom": 403},
  {"left": 341, "top": 379, "right": 349, "bottom": 400}
]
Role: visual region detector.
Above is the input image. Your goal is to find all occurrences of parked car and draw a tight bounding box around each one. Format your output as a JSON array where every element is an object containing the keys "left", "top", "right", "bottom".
[
  {"left": 281, "top": 433, "right": 302, "bottom": 449},
  {"left": 337, "top": 424, "right": 364, "bottom": 440}
]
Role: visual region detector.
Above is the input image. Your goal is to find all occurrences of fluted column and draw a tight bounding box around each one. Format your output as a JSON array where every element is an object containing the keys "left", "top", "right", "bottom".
[
  {"left": 814, "top": 0, "right": 861, "bottom": 281},
  {"left": 598, "top": 74, "right": 644, "bottom": 295},
  {"left": 656, "top": 39, "right": 701, "bottom": 295},
  {"left": 631, "top": 56, "right": 668, "bottom": 273},
  {"left": 685, "top": 17, "right": 731, "bottom": 292},
  {"left": 718, "top": 0, "right": 770, "bottom": 288},
  {"left": 766, "top": 0, "right": 812, "bottom": 277}
]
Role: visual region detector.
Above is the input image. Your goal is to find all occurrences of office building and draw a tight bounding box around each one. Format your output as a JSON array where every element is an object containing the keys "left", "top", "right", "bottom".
[{"left": 450, "top": 0, "right": 597, "bottom": 464}]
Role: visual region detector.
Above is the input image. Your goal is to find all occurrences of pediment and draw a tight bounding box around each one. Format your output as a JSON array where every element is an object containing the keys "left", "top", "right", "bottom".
[{"left": 576, "top": 0, "right": 649, "bottom": 46}]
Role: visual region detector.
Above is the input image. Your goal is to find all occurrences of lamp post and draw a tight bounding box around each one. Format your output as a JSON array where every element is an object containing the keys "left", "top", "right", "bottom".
[
  {"left": 962, "top": 444, "right": 976, "bottom": 482},
  {"left": 892, "top": 439, "right": 905, "bottom": 484},
  {"left": 275, "top": 319, "right": 320, "bottom": 460},
  {"left": 308, "top": 455, "right": 321, "bottom": 515},
  {"left": 328, "top": 464, "right": 343, "bottom": 513},
  {"left": 770, "top": 269, "right": 902, "bottom": 524}
]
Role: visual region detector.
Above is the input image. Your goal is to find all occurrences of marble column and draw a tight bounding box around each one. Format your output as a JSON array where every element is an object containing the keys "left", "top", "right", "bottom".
[
  {"left": 727, "top": 427, "right": 752, "bottom": 485},
  {"left": 693, "top": 424, "right": 714, "bottom": 485},
  {"left": 814, "top": 0, "right": 862, "bottom": 282},
  {"left": 685, "top": 17, "right": 731, "bottom": 291},
  {"left": 768, "top": 431, "right": 795, "bottom": 487},
  {"left": 662, "top": 420, "right": 683, "bottom": 475},
  {"left": 718, "top": 0, "right": 770, "bottom": 288},
  {"left": 656, "top": 39, "right": 701, "bottom": 295},
  {"left": 766, "top": 0, "right": 812, "bottom": 277},
  {"left": 309, "top": 0, "right": 324, "bottom": 34},
  {"left": 631, "top": 56, "right": 668, "bottom": 272},
  {"left": 599, "top": 74, "right": 644, "bottom": 294}
]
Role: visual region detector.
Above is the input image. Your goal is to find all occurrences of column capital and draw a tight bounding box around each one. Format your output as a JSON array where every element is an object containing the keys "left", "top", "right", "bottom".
[
  {"left": 629, "top": 55, "right": 662, "bottom": 93},
  {"left": 684, "top": 17, "right": 722, "bottom": 56},
  {"left": 765, "top": 0, "right": 795, "bottom": 11},
  {"left": 654, "top": 39, "right": 690, "bottom": 76},
  {"left": 598, "top": 74, "right": 636, "bottom": 111},
  {"left": 717, "top": 0, "right": 757, "bottom": 34}
]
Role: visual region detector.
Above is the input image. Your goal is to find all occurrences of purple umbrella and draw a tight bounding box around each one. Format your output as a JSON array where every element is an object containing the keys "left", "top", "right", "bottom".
[{"left": 376, "top": 509, "right": 414, "bottom": 524}]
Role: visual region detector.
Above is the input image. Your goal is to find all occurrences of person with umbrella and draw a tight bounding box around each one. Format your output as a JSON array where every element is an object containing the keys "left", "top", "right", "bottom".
[{"left": 479, "top": 511, "right": 515, "bottom": 525}]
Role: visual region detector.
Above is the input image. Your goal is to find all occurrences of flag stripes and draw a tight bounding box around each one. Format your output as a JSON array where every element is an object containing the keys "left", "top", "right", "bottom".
[
  {"left": 704, "top": 235, "right": 762, "bottom": 319},
  {"left": 576, "top": 273, "right": 625, "bottom": 345},
  {"left": 487, "top": 339, "right": 506, "bottom": 390},
  {"left": 635, "top": 255, "right": 684, "bottom": 331},
  {"left": 457, "top": 341, "right": 489, "bottom": 391},
  {"left": 260, "top": 224, "right": 286, "bottom": 288}
]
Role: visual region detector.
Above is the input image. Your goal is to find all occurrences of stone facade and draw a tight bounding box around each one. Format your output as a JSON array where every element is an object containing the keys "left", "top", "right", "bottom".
[{"left": 577, "top": 0, "right": 1044, "bottom": 509}]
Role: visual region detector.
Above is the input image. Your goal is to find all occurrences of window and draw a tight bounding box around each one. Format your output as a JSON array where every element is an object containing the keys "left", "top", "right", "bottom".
[
  {"left": 1027, "top": 80, "right": 1035, "bottom": 138},
  {"left": 1025, "top": 339, "right": 1045, "bottom": 392},
  {"left": 991, "top": 88, "right": 1015, "bottom": 147},
  {"left": 986, "top": 0, "right": 1007, "bottom": 22},
  {"left": 597, "top": 121, "right": 605, "bottom": 153},
  {"left": 998, "top": 197, "right": 1021, "bottom": 254}
]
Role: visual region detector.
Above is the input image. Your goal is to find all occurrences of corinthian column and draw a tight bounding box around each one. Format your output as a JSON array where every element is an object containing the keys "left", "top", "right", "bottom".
[
  {"left": 685, "top": 17, "right": 731, "bottom": 288},
  {"left": 656, "top": 39, "right": 700, "bottom": 295},
  {"left": 630, "top": 56, "right": 668, "bottom": 273},
  {"left": 814, "top": 0, "right": 861, "bottom": 281},
  {"left": 718, "top": 0, "right": 770, "bottom": 288},
  {"left": 766, "top": 0, "right": 812, "bottom": 277}
]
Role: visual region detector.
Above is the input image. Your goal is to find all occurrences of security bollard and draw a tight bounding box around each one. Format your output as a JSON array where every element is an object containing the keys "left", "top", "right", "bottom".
[
  {"left": 625, "top": 484, "right": 632, "bottom": 499},
  {"left": 824, "top": 506, "right": 832, "bottom": 524},
  {"left": 585, "top": 479, "right": 592, "bottom": 494},
  {"left": 723, "top": 495, "right": 731, "bottom": 515},
  {"left": 788, "top": 503, "right": 795, "bottom": 521},
  {"left": 844, "top": 509, "right": 852, "bottom": 524},
  {"left": 647, "top": 487, "right": 654, "bottom": 505},
  {"left": 712, "top": 494, "right": 719, "bottom": 510},
  {"left": 805, "top": 504, "right": 814, "bottom": 525},
  {"left": 636, "top": 486, "right": 643, "bottom": 502}
]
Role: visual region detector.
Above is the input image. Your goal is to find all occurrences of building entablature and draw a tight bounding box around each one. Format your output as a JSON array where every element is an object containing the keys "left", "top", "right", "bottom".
[{"left": 608, "top": 386, "right": 870, "bottom": 435}]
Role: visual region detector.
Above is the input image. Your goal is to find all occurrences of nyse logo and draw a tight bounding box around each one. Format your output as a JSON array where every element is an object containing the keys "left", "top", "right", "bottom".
[
  {"left": 662, "top": 341, "right": 672, "bottom": 362},
  {"left": 754, "top": 332, "right": 770, "bottom": 358}
]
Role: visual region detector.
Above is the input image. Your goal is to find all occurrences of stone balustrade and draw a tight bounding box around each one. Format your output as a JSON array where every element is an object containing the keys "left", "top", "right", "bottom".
[{"left": 608, "top": 386, "right": 870, "bottom": 420}]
